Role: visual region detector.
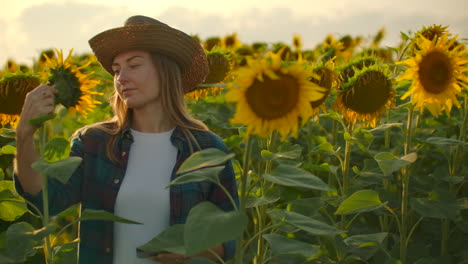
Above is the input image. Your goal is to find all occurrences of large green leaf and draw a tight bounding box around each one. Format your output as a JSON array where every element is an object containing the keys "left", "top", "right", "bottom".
[
  {"left": 0, "top": 181, "right": 28, "bottom": 221},
  {"left": 177, "top": 148, "right": 235, "bottom": 174},
  {"left": 374, "top": 152, "right": 417, "bottom": 177},
  {"left": 137, "top": 224, "right": 186, "bottom": 256},
  {"left": 44, "top": 137, "right": 71, "bottom": 162},
  {"left": 80, "top": 209, "right": 142, "bottom": 224},
  {"left": 31, "top": 157, "right": 82, "bottom": 184},
  {"left": 262, "top": 164, "right": 332, "bottom": 191},
  {"left": 284, "top": 211, "right": 344, "bottom": 236},
  {"left": 410, "top": 197, "right": 459, "bottom": 220},
  {"left": 263, "top": 233, "right": 318, "bottom": 258},
  {"left": 184, "top": 202, "right": 247, "bottom": 255},
  {"left": 335, "top": 190, "right": 384, "bottom": 215},
  {"left": 170, "top": 166, "right": 224, "bottom": 186},
  {"left": 5, "top": 222, "right": 46, "bottom": 261}
]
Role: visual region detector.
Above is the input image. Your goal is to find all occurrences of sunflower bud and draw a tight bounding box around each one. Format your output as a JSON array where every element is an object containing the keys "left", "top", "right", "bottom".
[{"left": 204, "top": 52, "right": 231, "bottom": 84}]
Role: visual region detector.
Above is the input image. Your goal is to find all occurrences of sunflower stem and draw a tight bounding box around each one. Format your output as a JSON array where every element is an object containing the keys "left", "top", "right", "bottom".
[
  {"left": 39, "top": 125, "right": 53, "bottom": 264},
  {"left": 342, "top": 123, "right": 354, "bottom": 196},
  {"left": 400, "top": 104, "right": 415, "bottom": 264},
  {"left": 235, "top": 135, "right": 253, "bottom": 264}
]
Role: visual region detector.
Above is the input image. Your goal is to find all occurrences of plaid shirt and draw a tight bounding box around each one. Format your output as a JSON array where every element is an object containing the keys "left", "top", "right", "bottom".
[{"left": 15, "top": 124, "right": 238, "bottom": 264}]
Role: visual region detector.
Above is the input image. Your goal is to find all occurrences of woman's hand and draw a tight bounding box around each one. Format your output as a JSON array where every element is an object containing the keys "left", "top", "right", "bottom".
[{"left": 16, "top": 84, "right": 56, "bottom": 139}]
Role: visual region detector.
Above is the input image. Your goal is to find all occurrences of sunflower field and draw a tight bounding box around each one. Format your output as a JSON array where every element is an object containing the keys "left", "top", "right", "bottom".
[{"left": 0, "top": 25, "right": 467, "bottom": 264}]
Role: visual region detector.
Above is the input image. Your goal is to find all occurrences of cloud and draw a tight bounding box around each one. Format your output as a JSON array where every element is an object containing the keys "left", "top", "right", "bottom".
[
  {"left": 156, "top": 5, "right": 468, "bottom": 50},
  {"left": 2, "top": 2, "right": 468, "bottom": 66},
  {"left": 4, "top": 2, "right": 132, "bottom": 64}
]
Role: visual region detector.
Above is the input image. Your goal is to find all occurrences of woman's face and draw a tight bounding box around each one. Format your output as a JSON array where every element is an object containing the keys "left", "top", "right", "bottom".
[{"left": 111, "top": 50, "right": 161, "bottom": 109}]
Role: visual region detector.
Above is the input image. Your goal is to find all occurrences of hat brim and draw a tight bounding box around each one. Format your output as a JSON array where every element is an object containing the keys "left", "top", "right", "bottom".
[{"left": 89, "top": 24, "right": 208, "bottom": 93}]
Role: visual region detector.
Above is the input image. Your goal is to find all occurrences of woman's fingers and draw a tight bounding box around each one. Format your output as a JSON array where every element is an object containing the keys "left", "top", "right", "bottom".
[{"left": 16, "top": 84, "right": 57, "bottom": 138}]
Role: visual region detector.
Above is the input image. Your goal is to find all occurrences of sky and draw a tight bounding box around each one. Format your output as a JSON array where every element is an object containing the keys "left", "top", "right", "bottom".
[{"left": 1, "top": 0, "right": 467, "bottom": 66}]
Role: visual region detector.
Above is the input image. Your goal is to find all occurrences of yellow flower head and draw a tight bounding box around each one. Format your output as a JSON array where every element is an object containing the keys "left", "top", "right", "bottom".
[
  {"left": 396, "top": 34, "right": 468, "bottom": 116},
  {"left": 223, "top": 33, "right": 241, "bottom": 49},
  {"left": 204, "top": 37, "right": 222, "bottom": 51},
  {"left": 226, "top": 51, "right": 326, "bottom": 140},
  {"left": 293, "top": 34, "right": 303, "bottom": 50},
  {"left": 334, "top": 65, "right": 395, "bottom": 127},
  {"left": 42, "top": 49, "right": 102, "bottom": 117},
  {"left": 0, "top": 73, "right": 41, "bottom": 127},
  {"left": 310, "top": 64, "right": 339, "bottom": 109}
]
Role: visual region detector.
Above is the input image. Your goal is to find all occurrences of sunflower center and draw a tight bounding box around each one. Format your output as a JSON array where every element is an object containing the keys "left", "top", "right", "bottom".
[
  {"left": 246, "top": 72, "right": 299, "bottom": 120},
  {"left": 418, "top": 50, "right": 453, "bottom": 94},
  {"left": 342, "top": 71, "right": 391, "bottom": 114}
]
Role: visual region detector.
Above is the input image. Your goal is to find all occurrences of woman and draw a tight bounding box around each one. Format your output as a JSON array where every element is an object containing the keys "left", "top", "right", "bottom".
[{"left": 14, "top": 15, "right": 238, "bottom": 264}]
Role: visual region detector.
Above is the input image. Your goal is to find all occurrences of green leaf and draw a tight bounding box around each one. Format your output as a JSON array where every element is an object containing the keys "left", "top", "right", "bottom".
[
  {"left": 0, "top": 145, "right": 16, "bottom": 155},
  {"left": 374, "top": 152, "right": 417, "bottom": 177},
  {"left": 80, "top": 209, "right": 142, "bottom": 224},
  {"left": 368, "top": 123, "right": 404, "bottom": 132},
  {"left": 31, "top": 157, "right": 82, "bottom": 184},
  {"left": 262, "top": 164, "right": 332, "bottom": 191},
  {"left": 44, "top": 137, "right": 71, "bottom": 162},
  {"left": 246, "top": 188, "right": 281, "bottom": 208},
  {"left": 5, "top": 222, "right": 44, "bottom": 261},
  {"left": 344, "top": 232, "right": 388, "bottom": 248},
  {"left": 170, "top": 166, "right": 224, "bottom": 186},
  {"left": 0, "top": 181, "right": 27, "bottom": 222},
  {"left": 284, "top": 211, "right": 344, "bottom": 236},
  {"left": 0, "top": 128, "right": 16, "bottom": 138},
  {"left": 184, "top": 202, "right": 247, "bottom": 255},
  {"left": 344, "top": 132, "right": 352, "bottom": 141},
  {"left": 28, "top": 113, "right": 56, "bottom": 127},
  {"left": 426, "top": 137, "right": 468, "bottom": 146},
  {"left": 137, "top": 224, "right": 186, "bottom": 256},
  {"left": 288, "top": 197, "right": 323, "bottom": 216},
  {"left": 0, "top": 169, "right": 4, "bottom": 180},
  {"left": 344, "top": 233, "right": 389, "bottom": 260},
  {"left": 335, "top": 190, "right": 384, "bottom": 215},
  {"left": 410, "top": 197, "right": 459, "bottom": 220},
  {"left": 263, "top": 233, "right": 318, "bottom": 258},
  {"left": 177, "top": 148, "right": 235, "bottom": 174},
  {"left": 53, "top": 239, "right": 79, "bottom": 264}
]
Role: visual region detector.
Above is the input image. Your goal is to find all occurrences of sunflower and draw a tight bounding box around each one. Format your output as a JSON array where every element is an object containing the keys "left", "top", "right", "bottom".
[
  {"left": 226, "top": 51, "right": 325, "bottom": 139},
  {"left": 187, "top": 50, "right": 232, "bottom": 100},
  {"left": 396, "top": 34, "right": 468, "bottom": 116},
  {"left": 204, "top": 37, "right": 222, "bottom": 51},
  {"left": 0, "top": 73, "right": 41, "bottom": 127},
  {"left": 310, "top": 64, "right": 338, "bottom": 109},
  {"left": 334, "top": 65, "right": 394, "bottom": 127},
  {"left": 293, "top": 34, "right": 303, "bottom": 51},
  {"left": 222, "top": 33, "right": 241, "bottom": 49},
  {"left": 42, "top": 49, "right": 101, "bottom": 117}
]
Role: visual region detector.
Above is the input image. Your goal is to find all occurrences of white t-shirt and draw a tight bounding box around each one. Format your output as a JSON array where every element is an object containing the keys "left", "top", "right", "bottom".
[{"left": 113, "top": 128, "right": 177, "bottom": 264}]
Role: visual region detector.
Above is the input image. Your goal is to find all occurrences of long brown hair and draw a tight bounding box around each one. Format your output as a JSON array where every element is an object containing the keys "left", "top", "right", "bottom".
[{"left": 75, "top": 51, "right": 208, "bottom": 163}]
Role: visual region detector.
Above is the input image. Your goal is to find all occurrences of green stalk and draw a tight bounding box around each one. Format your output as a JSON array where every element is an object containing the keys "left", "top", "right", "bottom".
[
  {"left": 235, "top": 136, "right": 253, "bottom": 264},
  {"left": 39, "top": 125, "right": 53, "bottom": 264},
  {"left": 400, "top": 104, "right": 415, "bottom": 264},
  {"left": 342, "top": 123, "right": 354, "bottom": 196}
]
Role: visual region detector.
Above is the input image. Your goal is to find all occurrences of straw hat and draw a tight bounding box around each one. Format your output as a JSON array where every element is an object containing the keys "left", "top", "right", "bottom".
[{"left": 88, "top": 15, "right": 208, "bottom": 93}]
